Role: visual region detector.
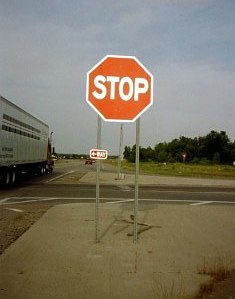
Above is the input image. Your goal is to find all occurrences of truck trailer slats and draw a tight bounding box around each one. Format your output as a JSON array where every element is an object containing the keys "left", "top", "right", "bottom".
[{"left": 0, "top": 95, "right": 54, "bottom": 186}]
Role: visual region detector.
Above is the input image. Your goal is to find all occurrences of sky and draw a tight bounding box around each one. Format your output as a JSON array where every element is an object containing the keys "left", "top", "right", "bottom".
[{"left": 1, "top": 0, "right": 235, "bottom": 155}]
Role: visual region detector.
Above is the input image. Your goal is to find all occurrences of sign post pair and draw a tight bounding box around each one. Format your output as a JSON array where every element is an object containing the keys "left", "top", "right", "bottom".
[{"left": 86, "top": 55, "right": 154, "bottom": 243}]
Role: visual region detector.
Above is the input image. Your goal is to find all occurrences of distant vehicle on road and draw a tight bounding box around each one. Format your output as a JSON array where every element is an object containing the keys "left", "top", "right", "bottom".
[{"left": 85, "top": 158, "right": 95, "bottom": 165}]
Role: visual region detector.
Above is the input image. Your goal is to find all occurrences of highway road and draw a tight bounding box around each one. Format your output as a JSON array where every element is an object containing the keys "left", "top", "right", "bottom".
[{"left": 1, "top": 159, "right": 235, "bottom": 206}]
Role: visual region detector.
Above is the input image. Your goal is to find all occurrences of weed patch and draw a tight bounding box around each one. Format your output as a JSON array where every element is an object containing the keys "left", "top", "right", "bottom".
[{"left": 195, "top": 256, "right": 232, "bottom": 298}]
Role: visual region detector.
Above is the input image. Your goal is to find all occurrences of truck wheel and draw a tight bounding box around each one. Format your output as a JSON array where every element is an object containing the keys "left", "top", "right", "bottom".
[
  {"left": 11, "top": 170, "right": 16, "bottom": 185},
  {"left": 4, "top": 171, "right": 11, "bottom": 186},
  {"left": 42, "top": 165, "right": 46, "bottom": 175},
  {"left": 38, "top": 165, "right": 46, "bottom": 176}
]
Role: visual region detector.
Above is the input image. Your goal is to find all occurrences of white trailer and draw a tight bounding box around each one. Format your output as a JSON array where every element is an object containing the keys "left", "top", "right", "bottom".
[{"left": 0, "top": 95, "right": 54, "bottom": 186}]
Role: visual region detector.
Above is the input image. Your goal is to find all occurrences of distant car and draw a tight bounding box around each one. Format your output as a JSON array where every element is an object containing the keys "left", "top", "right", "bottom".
[{"left": 85, "top": 158, "right": 95, "bottom": 165}]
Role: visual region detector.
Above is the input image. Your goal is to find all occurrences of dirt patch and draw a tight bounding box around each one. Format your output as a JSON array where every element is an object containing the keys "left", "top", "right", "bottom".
[
  {"left": 208, "top": 269, "right": 235, "bottom": 298},
  {"left": 0, "top": 202, "right": 53, "bottom": 254}
]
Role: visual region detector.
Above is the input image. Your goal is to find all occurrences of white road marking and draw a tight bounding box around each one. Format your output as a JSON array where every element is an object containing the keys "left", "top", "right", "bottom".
[
  {"left": 0, "top": 197, "right": 235, "bottom": 206},
  {"left": 107, "top": 199, "right": 134, "bottom": 204},
  {"left": 0, "top": 197, "right": 59, "bottom": 205},
  {"left": 117, "top": 186, "right": 133, "bottom": 192},
  {"left": 0, "top": 197, "right": 94, "bottom": 205},
  {"left": 45, "top": 170, "right": 75, "bottom": 183},
  {"left": 105, "top": 198, "right": 235, "bottom": 205},
  {"left": 107, "top": 198, "right": 200, "bottom": 204},
  {"left": 0, "top": 197, "right": 11, "bottom": 203},
  {"left": 4, "top": 208, "right": 24, "bottom": 212},
  {"left": 190, "top": 201, "right": 214, "bottom": 206}
]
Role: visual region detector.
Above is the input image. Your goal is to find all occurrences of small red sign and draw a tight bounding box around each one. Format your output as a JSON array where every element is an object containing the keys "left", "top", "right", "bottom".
[{"left": 90, "top": 149, "right": 108, "bottom": 160}]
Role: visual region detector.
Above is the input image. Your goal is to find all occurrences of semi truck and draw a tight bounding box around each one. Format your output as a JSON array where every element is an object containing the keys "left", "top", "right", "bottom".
[{"left": 0, "top": 95, "right": 54, "bottom": 186}]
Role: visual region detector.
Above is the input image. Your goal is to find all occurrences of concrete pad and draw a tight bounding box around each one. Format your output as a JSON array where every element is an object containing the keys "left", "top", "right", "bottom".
[{"left": 0, "top": 203, "right": 234, "bottom": 298}]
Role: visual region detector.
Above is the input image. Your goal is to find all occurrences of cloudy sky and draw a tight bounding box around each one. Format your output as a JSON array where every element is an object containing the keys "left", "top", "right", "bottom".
[{"left": 1, "top": 0, "right": 235, "bottom": 154}]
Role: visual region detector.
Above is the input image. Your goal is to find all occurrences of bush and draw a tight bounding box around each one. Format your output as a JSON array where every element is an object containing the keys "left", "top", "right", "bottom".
[
  {"left": 198, "top": 158, "right": 212, "bottom": 165},
  {"left": 191, "top": 157, "right": 200, "bottom": 164}
]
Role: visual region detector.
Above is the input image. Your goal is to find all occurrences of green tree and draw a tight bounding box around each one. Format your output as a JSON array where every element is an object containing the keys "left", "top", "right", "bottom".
[
  {"left": 124, "top": 130, "right": 234, "bottom": 165},
  {"left": 123, "top": 146, "right": 131, "bottom": 161},
  {"left": 198, "top": 131, "right": 232, "bottom": 163}
]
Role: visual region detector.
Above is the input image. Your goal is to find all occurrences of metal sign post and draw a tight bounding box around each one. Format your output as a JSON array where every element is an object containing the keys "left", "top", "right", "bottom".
[
  {"left": 134, "top": 118, "right": 140, "bottom": 243},
  {"left": 95, "top": 115, "right": 101, "bottom": 242},
  {"left": 117, "top": 124, "right": 124, "bottom": 179}
]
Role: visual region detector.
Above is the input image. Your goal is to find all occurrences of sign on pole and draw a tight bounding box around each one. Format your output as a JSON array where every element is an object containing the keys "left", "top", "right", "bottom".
[
  {"left": 90, "top": 149, "right": 108, "bottom": 160},
  {"left": 86, "top": 55, "right": 153, "bottom": 122},
  {"left": 86, "top": 55, "right": 154, "bottom": 243}
]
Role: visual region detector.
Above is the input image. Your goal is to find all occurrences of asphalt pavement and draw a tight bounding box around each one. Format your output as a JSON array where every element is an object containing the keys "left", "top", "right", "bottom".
[{"left": 0, "top": 172, "right": 235, "bottom": 299}]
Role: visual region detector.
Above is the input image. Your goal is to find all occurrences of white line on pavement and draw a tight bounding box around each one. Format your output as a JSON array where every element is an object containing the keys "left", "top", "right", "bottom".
[
  {"left": 0, "top": 197, "right": 11, "bottom": 203},
  {"left": 190, "top": 201, "right": 214, "bottom": 206},
  {"left": 117, "top": 186, "right": 133, "bottom": 192},
  {"left": 45, "top": 170, "right": 75, "bottom": 183},
  {"left": 0, "top": 197, "right": 59, "bottom": 205},
  {"left": 107, "top": 199, "right": 134, "bottom": 204},
  {"left": 4, "top": 208, "right": 24, "bottom": 212},
  {"left": 0, "top": 197, "right": 95, "bottom": 205},
  {"left": 107, "top": 198, "right": 235, "bottom": 205},
  {"left": 0, "top": 197, "right": 235, "bottom": 205}
]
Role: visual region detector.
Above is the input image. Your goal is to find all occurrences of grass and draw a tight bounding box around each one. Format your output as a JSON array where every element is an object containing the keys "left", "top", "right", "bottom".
[{"left": 106, "top": 159, "right": 235, "bottom": 179}]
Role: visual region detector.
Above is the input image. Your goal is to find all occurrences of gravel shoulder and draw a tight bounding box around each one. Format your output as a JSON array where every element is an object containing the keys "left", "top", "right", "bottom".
[{"left": 0, "top": 202, "right": 54, "bottom": 255}]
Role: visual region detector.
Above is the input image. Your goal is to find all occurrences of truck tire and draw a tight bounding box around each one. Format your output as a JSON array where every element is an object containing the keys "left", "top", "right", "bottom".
[
  {"left": 42, "top": 165, "right": 46, "bottom": 175},
  {"left": 38, "top": 165, "right": 46, "bottom": 176},
  {"left": 4, "top": 171, "right": 11, "bottom": 186},
  {"left": 11, "top": 169, "right": 16, "bottom": 185}
]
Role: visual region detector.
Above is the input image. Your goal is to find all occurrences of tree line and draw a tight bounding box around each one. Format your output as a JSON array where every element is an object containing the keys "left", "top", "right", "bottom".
[{"left": 123, "top": 130, "right": 235, "bottom": 164}]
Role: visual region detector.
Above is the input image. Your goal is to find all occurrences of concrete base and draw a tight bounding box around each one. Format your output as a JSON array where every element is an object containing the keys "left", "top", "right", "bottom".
[{"left": 0, "top": 202, "right": 234, "bottom": 298}]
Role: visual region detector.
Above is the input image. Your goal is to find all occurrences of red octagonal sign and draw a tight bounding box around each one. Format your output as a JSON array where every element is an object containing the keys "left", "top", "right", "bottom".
[{"left": 86, "top": 55, "right": 153, "bottom": 122}]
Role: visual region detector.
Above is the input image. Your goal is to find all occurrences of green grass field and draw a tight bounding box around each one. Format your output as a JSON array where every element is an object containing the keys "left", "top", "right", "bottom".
[{"left": 106, "top": 160, "right": 235, "bottom": 179}]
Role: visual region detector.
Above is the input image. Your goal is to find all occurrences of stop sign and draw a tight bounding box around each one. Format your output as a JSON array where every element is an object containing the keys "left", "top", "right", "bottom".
[{"left": 86, "top": 55, "right": 153, "bottom": 122}]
